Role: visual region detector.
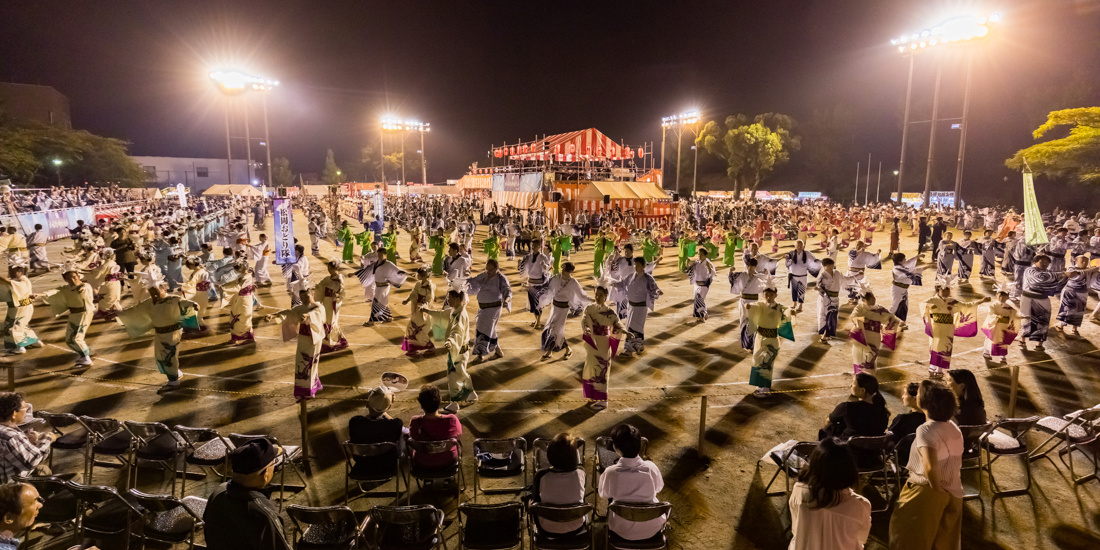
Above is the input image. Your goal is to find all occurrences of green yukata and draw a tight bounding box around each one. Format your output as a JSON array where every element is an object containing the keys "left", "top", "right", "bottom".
[
  {"left": 593, "top": 236, "right": 615, "bottom": 278},
  {"left": 430, "top": 235, "right": 446, "bottom": 276},
  {"left": 355, "top": 230, "right": 374, "bottom": 259},
  {"left": 723, "top": 233, "right": 738, "bottom": 267},
  {"left": 642, "top": 238, "right": 660, "bottom": 264},
  {"left": 381, "top": 232, "right": 398, "bottom": 263},
  {"left": 336, "top": 226, "right": 355, "bottom": 262},
  {"left": 703, "top": 240, "right": 719, "bottom": 261},
  {"left": 483, "top": 235, "right": 500, "bottom": 261},
  {"left": 678, "top": 238, "right": 697, "bottom": 272}
]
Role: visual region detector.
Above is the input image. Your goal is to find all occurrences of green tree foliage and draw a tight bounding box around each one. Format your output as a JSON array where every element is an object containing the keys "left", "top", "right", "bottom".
[
  {"left": 697, "top": 113, "right": 800, "bottom": 200},
  {"left": 0, "top": 115, "right": 145, "bottom": 186},
  {"left": 1005, "top": 107, "right": 1100, "bottom": 182},
  {"left": 271, "top": 156, "right": 295, "bottom": 187},
  {"left": 321, "top": 148, "right": 342, "bottom": 185},
  {"left": 381, "top": 152, "right": 403, "bottom": 181}
]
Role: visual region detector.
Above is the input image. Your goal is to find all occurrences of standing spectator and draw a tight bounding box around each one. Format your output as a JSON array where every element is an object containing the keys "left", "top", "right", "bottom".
[
  {"left": 0, "top": 393, "right": 52, "bottom": 480},
  {"left": 598, "top": 424, "right": 665, "bottom": 541},
  {"left": 203, "top": 439, "right": 291, "bottom": 550},
  {"left": 531, "top": 433, "right": 587, "bottom": 536},
  {"left": 788, "top": 438, "right": 871, "bottom": 550},
  {"left": 930, "top": 217, "right": 946, "bottom": 261},
  {"left": 0, "top": 482, "right": 50, "bottom": 550},
  {"left": 888, "top": 381, "right": 964, "bottom": 550},
  {"left": 917, "top": 217, "right": 929, "bottom": 254},
  {"left": 408, "top": 385, "right": 462, "bottom": 469},
  {"left": 947, "top": 369, "right": 987, "bottom": 426}
]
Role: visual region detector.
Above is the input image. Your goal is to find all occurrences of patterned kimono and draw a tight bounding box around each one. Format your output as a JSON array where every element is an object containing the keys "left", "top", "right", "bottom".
[
  {"left": 539, "top": 277, "right": 592, "bottom": 352},
  {"left": 316, "top": 274, "right": 349, "bottom": 353},
  {"left": 936, "top": 240, "right": 957, "bottom": 276},
  {"left": 982, "top": 301, "right": 1019, "bottom": 357},
  {"left": 1020, "top": 267, "right": 1070, "bottom": 343},
  {"left": 744, "top": 301, "right": 793, "bottom": 389},
  {"left": 849, "top": 303, "right": 900, "bottom": 373},
  {"left": 955, "top": 239, "right": 977, "bottom": 280},
  {"left": 402, "top": 279, "right": 437, "bottom": 355},
  {"left": 116, "top": 296, "right": 196, "bottom": 381},
  {"left": 444, "top": 305, "right": 475, "bottom": 401},
  {"left": 687, "top": 258, "right": 716, "bottom": 319},
  {"left": 816, "top": 270, "right": 861, "bottom": 338},
  {"left": 785, "top": 249, "right": 821, "bottom": 306},
  {"left": 730, "top": 270, "right": 770, "bottom": 350},
  {"left": 920, "top": 296, "right": 980, "bottom": 373},
  {"left": 889, "top": 257, "right": 923, "bottom": 322},
  {"left": 181, "top": 266, "right": 213, "bottom": 332},
  {"left": 359, "top": 260, "right": 408, "bottom": 323},
  {"left": 229, "top": 274, "right": 256, "bottom": 343},
  {"left": 1010, "top": 240, "right": 1036, "bottom": 299},
  {"left": 467, "top": 271, "right": 512, "bottom": 356},
  {"left": 280, "top": 302, "right": 325, "bottom": 399},
  {"left": 1056, "top": 269, "right": 1094, "bottom": 328},
  {"left": 46, "top": 283, "right": 96, "bottom": 361},
  {"left": 0, "top": 277, "right": 38, "bottom": 350},
  {"left": 615, "top": 271, "right": 660, "bottom": 355},
  {"left": 581, "top": 303, "right": 625, "bottom": 402},
  {"left": 89, "top": 260, "right": 122, "bottom": 319},
  {"left": 978, "top": 237, "right": 1001, "bottom": 278},
  {"left": 846, "top": 250, "right": 881, "bottom": 300},
  {"left": 519, "top": 251, "right": 552, "bottom": 316}
]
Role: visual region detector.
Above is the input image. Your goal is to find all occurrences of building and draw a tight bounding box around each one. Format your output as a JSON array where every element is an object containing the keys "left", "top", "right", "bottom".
[
  {"left": 129, "top": 156, "right": 252, "bottom": 192},
  {"left": 0, "top": 83, "right": 72, "bottom": 128}
]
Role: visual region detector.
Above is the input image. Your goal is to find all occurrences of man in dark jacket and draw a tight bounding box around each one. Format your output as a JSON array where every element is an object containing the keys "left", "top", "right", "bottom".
[
  {"left": 931, "top": 216, "right": 947, "bottom": 261},
  {"left": 203, "top": 439, "right": 291, "bottom": 550},
  {"left": 917, "top": 217, "right": 930, "bottom": 254}
]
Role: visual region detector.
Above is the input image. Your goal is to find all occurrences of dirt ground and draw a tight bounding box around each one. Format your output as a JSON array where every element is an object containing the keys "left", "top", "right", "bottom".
[{"left": 7, "top": 207, "right": 1100, "bottom": 550}]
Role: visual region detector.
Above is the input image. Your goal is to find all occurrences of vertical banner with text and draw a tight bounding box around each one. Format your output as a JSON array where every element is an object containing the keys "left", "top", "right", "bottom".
[
  {"left": 1022, "top": 170, "right": 1049, "bottom": 246},
  {"left": 273, "top": 198, "right": 297, "bottom": 265}
]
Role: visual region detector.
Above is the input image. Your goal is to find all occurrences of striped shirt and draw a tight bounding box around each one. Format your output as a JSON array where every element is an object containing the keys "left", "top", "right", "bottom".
[
  {"left": 0, "top": 424, "right": 50, "bottom": 481},
  {"left": 905, "top": 421, "right": 964, "bottom": 499}
]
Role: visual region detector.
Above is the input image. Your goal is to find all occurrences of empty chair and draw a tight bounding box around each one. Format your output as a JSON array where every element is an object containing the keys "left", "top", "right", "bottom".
[
  {"left": 124, "top": 421, "right": 186, "bottom": 496},
  {"left": 287, "top": 504, "right": 369, "bottom": 550},
  {"left": 472, "top": 438, "right": 526, "bottom": 501},
  {"left": 761, "top": 441, "right": 819, "bottom": 497},
  {"left": 1030, "top": 406, "right": 1100, "bottom": 484},
  {"left": 406, "top": 437, "right": 464, "bottom": 504},
  {"left": 16, "top": 475, "right": 78, "bottom": 533},
  {"left": 36, "top": 411, "right": 93, "bottom": 482},
  {"left": 605, "top": 502, "right": 672, "bottom": 550},
  {"left": 957, "top": 422, "right": 994, "bottom": 500},
  {"left": 128, "top": 488, "right": 206, "bottom": 550},
  {"left": 457, "top": 502, "right": 524, "bottom": 550},
  {"left": 363, "top": 504, "right": 446, "bottom": 550},
  {"left": 66, "top": 480, "right": 142, "bottom": 550},
  {"left": 981, "top": 416, "right": 1040, "bottom": 497},
  {"left": 174, "top": 425, "right": 234, "bottom": 497},
  {"left": 81, "top": 416, "right": 135, "bottom": 487},
  {"left": 531, "top": 437, "right": 586, "bottom": 472},
  {"left": 845, "top": 433, "right": 895, "bottom": 513},
  {"left": 229, "top": 433, "right": 307, "bottom": 509},
  {"left": 343, "top": 441, "right": 405, "bottom": 506},
  {"left": 527, "top": 503, "right": 593, "bottom": 550}
]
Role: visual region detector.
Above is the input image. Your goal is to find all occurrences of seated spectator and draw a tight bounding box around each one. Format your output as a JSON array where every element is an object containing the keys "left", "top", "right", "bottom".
[
  {"left": 348, "top": 386, "right": 408, "bottom": 475},
  {"left": 0, "top": 393, "right": 52, "bottom": 480},
  {"left": 788, "top": 438, "right": 871, "bottom": 550},
  {"left": 0, "top": 482, "right": 47, "bottom": 550},
  {"left": 531, "top": 433, "right": 586, "bottom": 536},
  {"left": 888, "top": 382, "right": 927, "bottom": 466},
  {"left": 598, "top": 424, "right": 665, "bottom": 541},
  {"left": 204, "top": 439, "right": 291, "bottom": 550},
  {"left": 948, "top": 369, "right": 986, "bottom": 425},
  {"left": 819, "top": 373, "right": 890, "bottom": 441},
  {"left": 408, "top": 385, "right": 462, "bottom": 469}
]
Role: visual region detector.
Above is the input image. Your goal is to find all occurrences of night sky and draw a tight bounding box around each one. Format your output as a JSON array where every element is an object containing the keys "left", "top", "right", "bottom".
[{"left": 2, "top": 0, "right": 1099, "bottom": 205}]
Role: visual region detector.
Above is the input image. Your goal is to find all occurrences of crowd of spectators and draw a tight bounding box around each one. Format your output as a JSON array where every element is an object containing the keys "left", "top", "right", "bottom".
[{"left": 1, "top": 185, "right": 142, "bottom": 214}]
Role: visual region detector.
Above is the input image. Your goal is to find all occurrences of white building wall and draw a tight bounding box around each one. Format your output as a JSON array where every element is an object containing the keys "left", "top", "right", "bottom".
[{"left": 129, "top": 156, "right": 255, "bottom": 191}]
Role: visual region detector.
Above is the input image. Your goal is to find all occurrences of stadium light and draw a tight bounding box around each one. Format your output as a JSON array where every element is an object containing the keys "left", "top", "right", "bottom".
[
  {"left": 380, "top": 117, "right": 431, "bottom": 185},
  {"left": 209, "top": 69, "right": 279, "bottom": 188},
  {"left": 661, "top": 110, "right": 702, "bottom": 196},
  {"left": 890, "top": 13, "right": 1000, "bottom": 55}
]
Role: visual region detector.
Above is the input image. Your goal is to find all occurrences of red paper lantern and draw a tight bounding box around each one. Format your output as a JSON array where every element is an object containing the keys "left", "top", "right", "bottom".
[
  {"left": 636, "top": 148, "right": 642, "bottom": 158},
  {"left": 586, "top": 145, "right": 592, "bottom": 155},
  {"left": 555, "top": 144, "right": 561, "bottom": 154},
  {"left": 568, "top": 143, "right": 575, "bottom": 154},
  {"left": 509, "top": 146, "right": 515, "bottom": 155}
]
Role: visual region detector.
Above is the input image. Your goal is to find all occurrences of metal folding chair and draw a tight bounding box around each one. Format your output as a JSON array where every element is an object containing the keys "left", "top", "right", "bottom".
[
  {"left": 958, "top": 422, "right": 995, "bottom": 500},
  {"left": 846, "top": 433, "right": 896, "bottom": 513},
  {"left": 123, "top": 421, "right": 186, "bottom": 496},
  {"left": 527, "top": 503, "right": 593, "bottom": 550},
  {"left": 173, "top": 425, "right": 234, "bottom": 498},
  {"left": 128, "top": 488, "right": 206, "bottom": 550},
  {"left": 363, "top": 504, "right": 446, "bottom": 550},
  {"left": 229, "top": 433, "right": 308, "bottom": 510},
  {"left": 457, "top": 502, "right": 524, "bottom": 550},
  {"left": 761, "top": 441, "right": 819, "bottom": 497},
  {"left": 343, "top": 441, "right": 406, "bottom": 506},
  {"left": 472, "top": 437, "right": 527, "bottom": 502},
  {"left": 982, "top": 416, "right": 1040, "bottom": 497},
  {"left": 36, "top": 411, "right": 93, "bottom": 482},
  {"left": 286, "top": 504, "right": 370, "bottom": 549},
  {"left": 605, "top": 501, "right": 672, "bottom": 550}
]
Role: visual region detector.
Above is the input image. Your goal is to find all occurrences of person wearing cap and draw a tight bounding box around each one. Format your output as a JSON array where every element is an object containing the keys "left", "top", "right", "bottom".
[
  {"left": 0, "top": 262, "right": 41, "bottom": 355},
  {"left": 203, "top": 439, "right": 292, "bottom": 550},
  {"left": 44, "top": 265, "right": 96, "bottom": 366},
  {"left": 349, "top": 386, "right": 407, "bottom": 472},
  {"left": 744, "top": 284, "right": 794, "bottom": 397}
]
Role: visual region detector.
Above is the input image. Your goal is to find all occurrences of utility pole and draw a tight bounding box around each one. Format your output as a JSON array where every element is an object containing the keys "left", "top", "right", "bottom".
[
  {"left": 896, "top": 54, "right": 915, "bottom": 204},
  {"left": 923, "top": 56, "right": 944, "bottom": 209},
  {"left": 953, "top": 49, "right": 975, "bottom": 208}
]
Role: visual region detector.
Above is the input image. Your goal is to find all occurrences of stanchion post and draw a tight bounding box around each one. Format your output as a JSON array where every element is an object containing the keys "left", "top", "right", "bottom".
[
  {"left": 1008, "top": 365, "right": 1019, "bottom": 418},
  {"left": 298, "top": 399, "right": 311, "bottom": 468},
  {"left": 698, "top": 395, "right": 707, "bottom": 456}
]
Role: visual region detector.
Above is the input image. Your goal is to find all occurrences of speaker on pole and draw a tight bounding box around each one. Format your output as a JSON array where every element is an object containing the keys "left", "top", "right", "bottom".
[
  {"left": 603, "top": 195, "right": 611, "bottom": 205},
  {"left": 671, "top": 192, "right": 679, "bottom": 202},
  {"left": 552, "top": 192, "right": 562, "bottom": 202}
]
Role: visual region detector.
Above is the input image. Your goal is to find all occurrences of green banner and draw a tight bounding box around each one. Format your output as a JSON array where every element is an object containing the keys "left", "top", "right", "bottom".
[{"left": 1022, "top": 170, "right": 1048, "bottom": 246}]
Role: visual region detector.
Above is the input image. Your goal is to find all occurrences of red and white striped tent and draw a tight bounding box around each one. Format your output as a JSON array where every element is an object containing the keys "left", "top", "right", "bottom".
[{"left": 501, "top": 128, "right": 640, "bottom": 162}]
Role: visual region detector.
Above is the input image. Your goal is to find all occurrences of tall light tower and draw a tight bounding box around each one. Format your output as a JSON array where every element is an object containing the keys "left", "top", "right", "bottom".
[
  {"left": 661, "top": 111, "right": 699, "bottom": 196},
  {"left": 889, "top": 13, "right": 999, "bottom": 208},
  {"left": 210, "top": 70, "right": 279, "bottom": 187},
  {"left": 382, "top": 118, "right": 430, "bottom": 186}
]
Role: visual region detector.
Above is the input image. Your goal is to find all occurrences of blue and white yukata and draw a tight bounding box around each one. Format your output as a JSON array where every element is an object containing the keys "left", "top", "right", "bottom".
[
  {"left": 466, "top": 271, "right": 512, "bottom": 356},
  {"left": 1020, "top": 266, "right": 1070, "bottom": 344},
  {"left": 785, "top": 249, "right": 820, "bottom": 307}
]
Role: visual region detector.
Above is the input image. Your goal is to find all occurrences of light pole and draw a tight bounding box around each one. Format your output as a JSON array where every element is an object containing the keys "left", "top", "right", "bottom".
[
  {"left": 382, "top": 118, "right": 429, "bottom": 186},
  {"left": 661, "top": 111, "right": 699, "bottom": 196},
  {"left": 889, "top": 13, "right": 999, "bottom": 208},
  {"left": 210, "top": 70, "right": 279, "bottom": 188},
  {"left": 52, "top": 159, "right": 62, "bottom": 186}
]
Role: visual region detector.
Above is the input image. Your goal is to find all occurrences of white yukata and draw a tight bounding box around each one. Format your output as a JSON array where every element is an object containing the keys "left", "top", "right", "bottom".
[
  {"left": 466, "top": 271, "right": 512, "bottom": 356},
  {"left": 278, "top": 302, "right": 326, "bottom": 399},
  {"left": 445, "top": 254, "right": 472, "bottom": 288},
  {"left": 519, "top": 250, "right": 552, "bottom": 316},
  {"left": 815, "top": 269, "right": 862, "bottom": 339},
  {"left": 285, "top": 255, "right": 311, "bottom": 307},
  {"left": 729, "top": 270, "right": 770, "bottom": 350},
  {"left": 539, "top": 277, "right": 593, "bottom": 353},
  {"left": 785, "top": 249, "right": 820, "bottom": 305},
  {"left": 364, "top": 260, "right": 409, "bottom": 323},
  {"left": 845, "top": 249, "right": 881, "bottom": 300},
  {"left": 849, "top": 303, "right": 900, "bottom": 373},
  {"left": 616, "top": 271, "right": 660, "bottom": 355},
  {"left": 978, "top": 237, "right": 1001, "bottom": 278},
  {"left": 27, "top": 229, "right": 49, "bottom": 271},
  {"left": 889, "top": 257, "right": 923, "bottom": 323},
  {"left": 687, "top": 257, "right": 717, "bottom": 319},
  {"left": 248, "top": 240, "right": 272, "bottom": 285}
]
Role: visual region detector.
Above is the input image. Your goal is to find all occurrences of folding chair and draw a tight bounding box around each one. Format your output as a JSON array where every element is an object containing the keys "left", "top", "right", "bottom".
[
  {"left": 761, "top": 441, "right": 819, "bottom": 497},
  {"left": 174, "top": 425, "right": 234, "bottom": 497},
  {"left": 527, "top": 503, "right": 593, "bottom": 550},
  {"left": 605, "top": 501, "right": 672, "bottom": 550},
  {"left": 889, "top": 433, "right": 917, "bottom": 492},
  {"left": 80, "top": 416, "right": 135, "bottom": 487},
  {"left": 229, "top": 433, "right": 308, "bottom": 510},
  {"left": 343, "top": 441, "right": 405, "bottom": 506},
  {"left": 36, "top": 411, "right": 93, "bottom": 482},
  {"left": 1051, "top": 409, "right": 1100, "bottom": 485},
  {"left": 287, "top": 504, "right": 370, "bottom": 550},
  {"left": 363, "top": 505, "right": 446, "bottom": 550},
  {"left": 457, "top": 502, "right": 524, "bottom": 550},
  {"left": 846, "top": 433, "right": 896, "bottom": 513},
  {"left": 472, "top": 437, "right": 527, "bottom": 502},
  {"left": 128, "top": 489, "right": 206, "bottom": 550},
  {"left": 16, "top": 475, "right": 78, "bottom": 536},
  {"left": 531, "top": 437, "right": 586, "bottom": 472},
  {"left": 981, "top": 416, "right": 1040, "bottom": 497},
  {"left": 1030, "top": 406, "right": 1100, "bottom": 484},
  {"left": 67, "top": 481, "right": 143, "bottom": 550},
  {"left": 958, "top": 422, "right": 994, "bottom": 500},
  {"left": 123, "top": 421, "right": 187, "bottom": 496},
  {"left": 406, "top": 437, "right": 464, "bottom": 506}
]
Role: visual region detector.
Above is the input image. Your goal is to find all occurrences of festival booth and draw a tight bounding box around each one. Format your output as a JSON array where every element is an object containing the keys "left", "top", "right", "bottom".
[
  {"left": 346, "top": 182, "right": 387, "bottom": 196},
  {"left": 570, "top": 180, "right": 673, "bottom": 223},
  {"left": 456, "top": 174, "right": 491, "bottom": 198},
  {"left": 201, "top": 184, "right": 263, "bottom": 196},
  {"left": 491, "top": 172, "right": 548, "bottom": 210}
]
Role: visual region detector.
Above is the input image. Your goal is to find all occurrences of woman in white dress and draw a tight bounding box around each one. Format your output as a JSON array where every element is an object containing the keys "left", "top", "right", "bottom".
[{"left": 539, "top": 262, "right": 592, "bottom": 360}]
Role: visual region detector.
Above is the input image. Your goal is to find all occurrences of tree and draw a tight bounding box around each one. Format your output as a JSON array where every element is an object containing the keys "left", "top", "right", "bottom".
[
  {"left": 697, "top": 113, "right": 800, "bottom": 200},
  {"left": 271, "top": 156, "right": 295, "bottom": 187},
  {"left": 381, "top": 152, "right": 403, "bottom": 182},
  {"left": 1005, "top": 107, "right": 1100, "bottom": 182},
  {"left": 321, "top": 148, "right": 342, "bottom": 186},
  {"left": 0, "top": 115, "right": 145, "bottom": 187}
]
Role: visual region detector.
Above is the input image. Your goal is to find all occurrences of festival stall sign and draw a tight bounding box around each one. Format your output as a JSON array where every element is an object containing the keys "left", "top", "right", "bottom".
[
  {"left": 769, "top": 191, "right": 796, "bottom": 200},
  {"left": 272, "top": 199, "right": 297, "bottom": 265},
  {"left": 15, "top": 206, "right": 96, "bottom": 241},
  {"left": 890, "top": 192, "right": 925, "bottom": 206},
  {"left": 928, "top": 191, "right": 955, "bottom": 208},
  {"left": 798, "top": 192, "right": 822, "bottom": 199}
]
